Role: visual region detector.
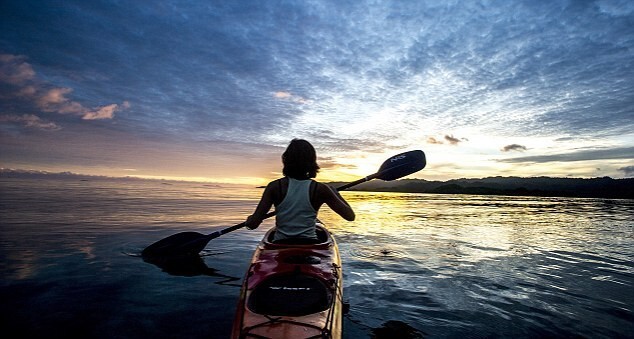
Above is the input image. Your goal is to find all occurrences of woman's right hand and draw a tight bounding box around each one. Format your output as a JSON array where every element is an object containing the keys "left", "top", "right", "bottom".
[{"left": 245, "top": 215, "right": 260, "bottom": 230}]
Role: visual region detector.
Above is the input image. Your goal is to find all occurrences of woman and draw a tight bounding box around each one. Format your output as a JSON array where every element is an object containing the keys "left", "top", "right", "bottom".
[{"left": 245, "top": 139, "right": 355, "bottom": 243}]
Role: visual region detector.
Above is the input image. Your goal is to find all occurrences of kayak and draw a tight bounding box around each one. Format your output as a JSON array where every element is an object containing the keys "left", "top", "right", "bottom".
[{"left": 231, "top": 223, "right": 344, "bottom": 339}]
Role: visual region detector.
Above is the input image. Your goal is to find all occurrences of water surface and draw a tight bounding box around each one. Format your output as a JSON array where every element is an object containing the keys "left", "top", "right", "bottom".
[{"left": 1, "top": 178, "right": 632, "bottom": 338}]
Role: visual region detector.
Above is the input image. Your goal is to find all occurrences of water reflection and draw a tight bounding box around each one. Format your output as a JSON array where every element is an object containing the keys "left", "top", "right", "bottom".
[
  {"left": 4, "top": 250, "right": 38, "bottom": 280},
  {"left": 142, "top": 254, "right": 241, "bottom": 286},
  {"left": 371, "top": 320, "right": 425, "bottom": 339},
  {"left": 346, "top": 317, "right": 425, "bottom": 339}
]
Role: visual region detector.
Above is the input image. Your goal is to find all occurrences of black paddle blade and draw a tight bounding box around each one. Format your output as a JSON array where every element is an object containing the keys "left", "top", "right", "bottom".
[
  {"left": 376, "top": 150, "right": 426, "bottom": 181},
  {"left": 142, "top": 231, "right": 211, "bottom": 257}
]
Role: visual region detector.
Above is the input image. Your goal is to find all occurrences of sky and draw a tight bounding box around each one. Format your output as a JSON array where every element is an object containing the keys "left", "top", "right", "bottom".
[{"left": 1, "top": 0, "right": 633, "bottom": 185}]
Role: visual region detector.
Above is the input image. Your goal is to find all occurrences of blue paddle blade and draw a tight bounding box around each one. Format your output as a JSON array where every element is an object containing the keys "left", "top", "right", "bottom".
[{"left": 376, "top": 150, "right": 426, "bottom": 181}]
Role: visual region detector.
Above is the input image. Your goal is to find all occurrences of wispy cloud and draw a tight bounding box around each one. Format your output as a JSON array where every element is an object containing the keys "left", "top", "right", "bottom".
[
  {"left": 426, "top": 135, "right": 469, "bottom": 146},
  {"left": 0, "top": 54, "right": 35, "bottom": 84},
  {"left": 619, "top": 165, "right": 634, "bottom": 176},
  {"left": 0, "top": 54, "right": 129, "bottom": 123},
  {"left": 445, "top": 135, "right": 466, "bottom": 146},
  {"left": 82, "top": 102, "right": 130, "bottom": 120},
  {"left": 0, "top": 114, "right": 60, "bottom": 130},
  {"left": 273, "top": 91, "right": 310, "bottom": 104},
  {"left": 501, "top": 144, "right": 528, "bottom": 152},
  {"left": 427, "top": 137, "right": 444, "bottom": 145},
  {"left": 498, "top": 147, "right": 634, "bottom": 163}
]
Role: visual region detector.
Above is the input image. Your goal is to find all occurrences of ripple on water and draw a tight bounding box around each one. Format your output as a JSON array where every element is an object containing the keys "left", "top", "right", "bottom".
[{"left": 343, "top": 245, "right": 411, "bottom": 261}]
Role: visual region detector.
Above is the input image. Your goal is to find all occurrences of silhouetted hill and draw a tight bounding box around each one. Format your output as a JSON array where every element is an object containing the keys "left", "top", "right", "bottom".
[
  {"left": 0, "top": 169, "right": 154, "bottom": 182},
  {"left": 332, "top": 176, "right": 634, "bottom": 199}
]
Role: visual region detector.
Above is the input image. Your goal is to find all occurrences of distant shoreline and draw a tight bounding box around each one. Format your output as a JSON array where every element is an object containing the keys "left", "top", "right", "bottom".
[
  {"left": 329, "top": 176, "right": 634, "bottom": 200},
  {"left": 0, "top": 169, "right": 233, "bottom": 186},
  {"left": 2, "top": 169, "right": 632, "bottom": 199}
]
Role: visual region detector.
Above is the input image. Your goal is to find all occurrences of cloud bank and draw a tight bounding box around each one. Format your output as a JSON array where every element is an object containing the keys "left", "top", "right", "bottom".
[
  {"left": 499, "top": 147, "right": 634, "bottom": 163},
  {"left": 0, "top": 114, "right": 60, "bottom": 130},
  {"left": 0, "top": 54, "right": 129, "bottom": 127}
]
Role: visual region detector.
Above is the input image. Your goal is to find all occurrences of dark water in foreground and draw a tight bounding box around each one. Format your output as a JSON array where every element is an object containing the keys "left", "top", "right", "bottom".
[{"left": 1, "top": 178, "right": 633, "bottom": 338}]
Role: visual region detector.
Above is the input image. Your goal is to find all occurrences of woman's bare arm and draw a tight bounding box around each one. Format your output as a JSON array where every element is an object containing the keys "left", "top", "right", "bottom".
[
  {"left": 245, "top": 182, "right": 275, "bottom": 229},
  {"left": 319, "top": 183, "right": 355, "bottom": 221}
]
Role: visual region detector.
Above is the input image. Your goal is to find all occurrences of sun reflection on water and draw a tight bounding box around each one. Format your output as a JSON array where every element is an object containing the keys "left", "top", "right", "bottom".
[{"left": 325, "top": 192, "right": 631, "bottom": 267}]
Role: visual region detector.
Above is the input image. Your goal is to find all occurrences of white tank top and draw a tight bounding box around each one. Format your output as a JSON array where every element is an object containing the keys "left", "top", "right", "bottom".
[{"left": 274, "top": 178, "right": 317, "bottom": 241}]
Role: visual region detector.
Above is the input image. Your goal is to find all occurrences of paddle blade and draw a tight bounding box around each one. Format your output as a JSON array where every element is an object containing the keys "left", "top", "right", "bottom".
[
  {"left": 376, "top": 150, "right": 426, "bottom": 181},
  {"left": 142, "top": 231, "right": 212, "bottom": 257}
]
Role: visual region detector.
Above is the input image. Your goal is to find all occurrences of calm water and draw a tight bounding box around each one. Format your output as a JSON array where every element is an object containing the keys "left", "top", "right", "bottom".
[{"left": 1, "top": 178, "right": 633, "bottom": 338}]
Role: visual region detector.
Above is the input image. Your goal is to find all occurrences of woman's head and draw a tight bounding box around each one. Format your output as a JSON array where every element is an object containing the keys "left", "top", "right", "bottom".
[{"left": 282, "top": 139, "right": 320, "bottom": 179}]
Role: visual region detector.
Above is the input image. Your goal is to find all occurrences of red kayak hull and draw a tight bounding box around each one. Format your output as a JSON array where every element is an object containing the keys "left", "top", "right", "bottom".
[{"left": 231, "top": 224, "right": 343, "bottom": 339}]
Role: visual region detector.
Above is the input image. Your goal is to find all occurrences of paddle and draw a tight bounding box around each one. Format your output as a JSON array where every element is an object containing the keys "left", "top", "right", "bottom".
[{"left": 142, "top": 150, "right": 426, "bottom": 257}]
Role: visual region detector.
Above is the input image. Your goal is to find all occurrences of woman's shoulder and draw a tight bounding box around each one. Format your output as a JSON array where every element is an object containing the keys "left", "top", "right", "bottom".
[
  {"left": 313, "top": 181, "right": 336, "bottom": 195},
  {"left": 266, "top": 177, "right": 288, "bottom": 187},
  {"left": 266, "top": 178, "right": 289, "bottom": 204}
]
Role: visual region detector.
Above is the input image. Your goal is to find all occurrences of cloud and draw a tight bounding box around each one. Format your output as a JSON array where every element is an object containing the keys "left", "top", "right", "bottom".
[
  {"left": 0, "top": 114, "right": 61, "bottom": 130},
  {"left": 498, "top": 147, "right": 634, "bottom": 163},
  {"left": 426, "top": 135, "right": 468, "bottom": 146},
  {"left": 0, "top": 54, "right": 128, "bottom": 121},
  {"left": 427, "top": 137, "right": 443, "bottom": 144},
  {"left": 83, "top": 101, "right": 130, "bottom": 120},
  {"left": 444, "top": 135, "right": 466, "bottom": 145},
  {"left": 619, "top": 166, "right": 634, "bottom": 176},
  {"left": 35, "top": 87, "right": 125, "bottom": 120},
  {"left": 274, "top": 91, "right": 292, "bottom": 99},
  {"left": 273, "top": 91, "right": 310, "bottom": 104},
  {"left": 37, "top": 88, "right": 79, "bottom": 112},
  {"left": 444, "top": 135, "right": 460, "bottom": 145},
  {"left": 501, "top": 144, "right": 528, "bottom": 152},
  {"left": 0, "top": 54, "right": 37, "bottom": 85}
]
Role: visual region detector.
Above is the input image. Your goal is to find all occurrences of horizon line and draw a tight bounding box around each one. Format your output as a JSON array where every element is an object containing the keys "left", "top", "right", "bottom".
[{"left": 1, "top": 167, "right": 630, "bottom": 184}]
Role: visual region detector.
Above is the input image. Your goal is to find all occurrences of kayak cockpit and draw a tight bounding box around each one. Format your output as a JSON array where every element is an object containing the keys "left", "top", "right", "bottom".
[
  {"left": 247, "top": 273, "right": 332, "bottom": 316},
  {"left": 262, "top": 223, "right": 333, "bottom": 250}
]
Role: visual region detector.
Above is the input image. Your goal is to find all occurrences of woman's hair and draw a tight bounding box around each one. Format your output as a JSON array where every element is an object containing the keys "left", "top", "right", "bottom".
[{"left": 282, "top": 139, "right": 320, "bottom": 179}]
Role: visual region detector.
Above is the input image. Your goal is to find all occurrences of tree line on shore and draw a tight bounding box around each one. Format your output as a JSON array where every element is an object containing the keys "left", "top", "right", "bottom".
[{"left": 331, "top": 176, "right": 634, "bottom": 199}]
